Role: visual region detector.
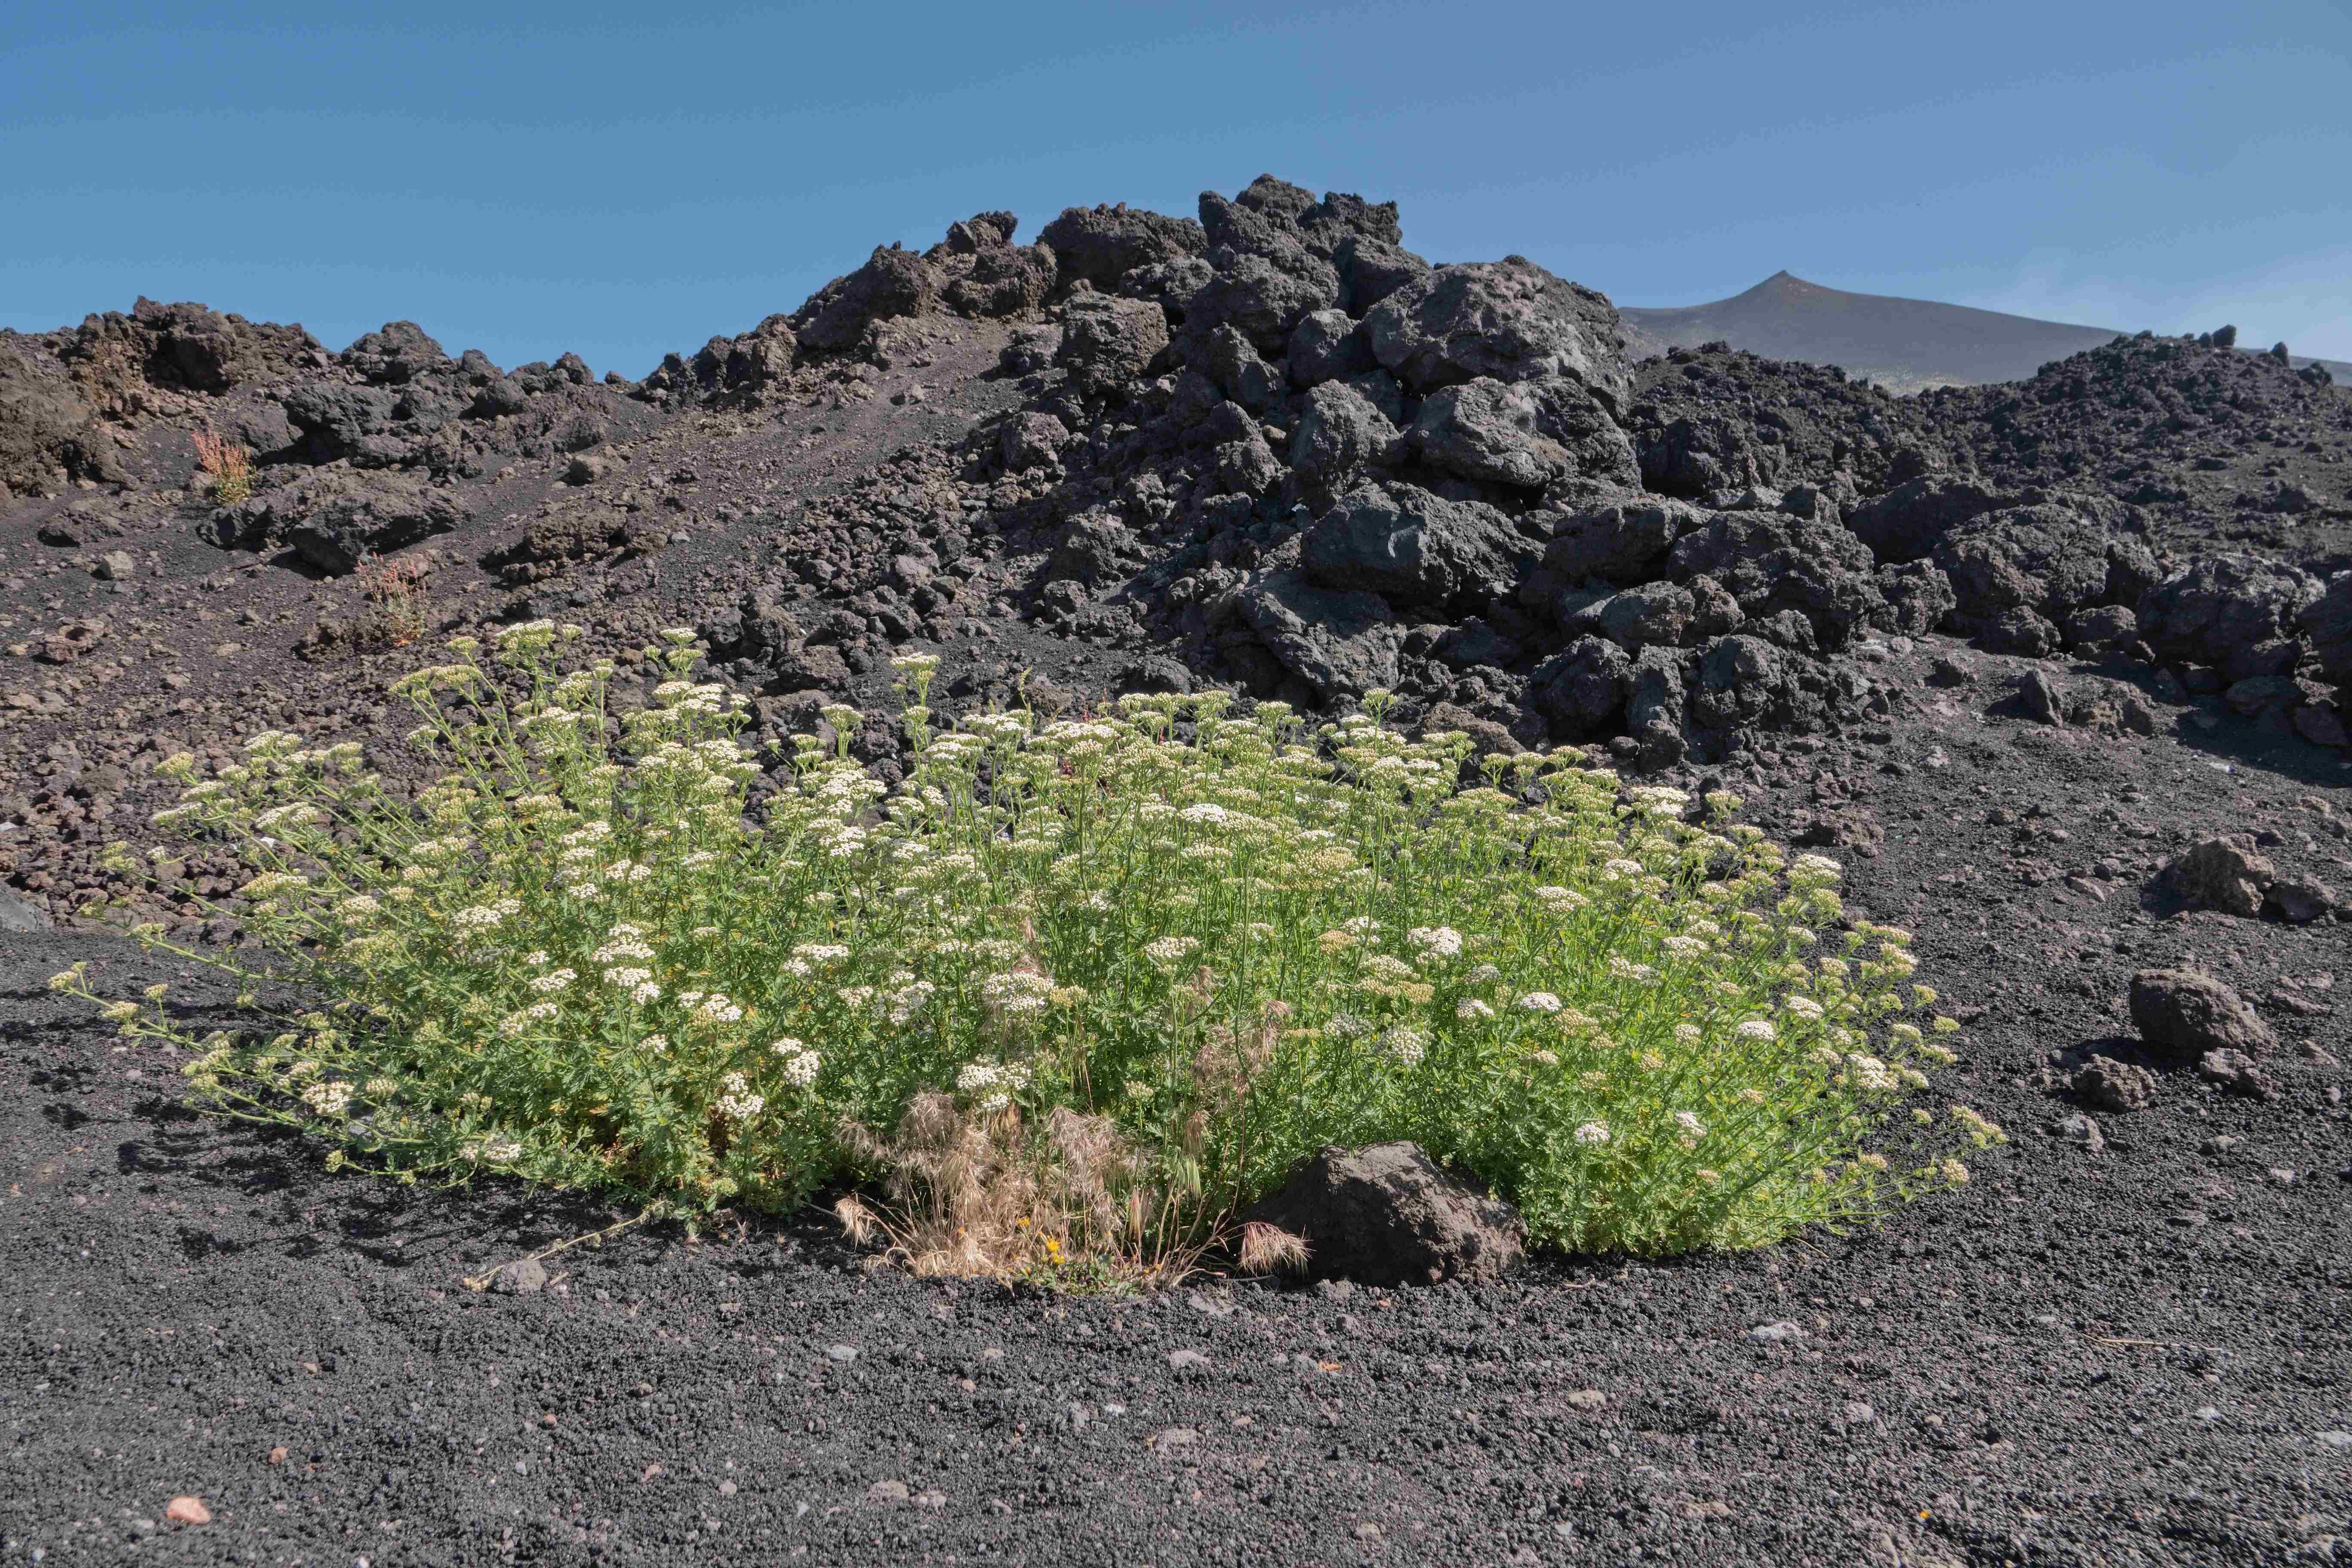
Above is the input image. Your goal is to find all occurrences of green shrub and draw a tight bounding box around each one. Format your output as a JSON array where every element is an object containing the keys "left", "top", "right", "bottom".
[{"left": 61, "top": 622, "right": 2000, "bottom": 1268}]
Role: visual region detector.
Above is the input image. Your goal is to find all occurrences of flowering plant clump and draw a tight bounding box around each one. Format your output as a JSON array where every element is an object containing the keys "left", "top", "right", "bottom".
[{"left": 58, "top": 625, "right": 2000, "bottom": 1265}]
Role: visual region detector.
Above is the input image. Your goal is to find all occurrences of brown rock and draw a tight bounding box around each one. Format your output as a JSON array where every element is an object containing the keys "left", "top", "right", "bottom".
[
  {"left": 2162, "top": 835, "right": 2274, "bottom": 917},
  {"left": 165, "top": 1496, "right": 211, "bottom": 1526},
  {"left": 2073, "top": 1054, "right": 2157, "bottom": 1113},
  {"left": 2129, "top": 969, "right": 2276, "bottom": 1066},
  {"left": 1242, "top": 1141, "right": 1524, "bottom": 1286}
]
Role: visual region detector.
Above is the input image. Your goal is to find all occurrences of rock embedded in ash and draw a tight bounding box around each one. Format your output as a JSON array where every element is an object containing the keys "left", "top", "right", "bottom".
[
  {"left": 2129, "top": 969, "right": 2276, "bottom": 1066},
  {"left": 2198, "top": 1048, "right": 2276, "bottom": 1099},
  {"left": 0, "top": 885, "right": 53, "bottom": 931},
  {"left": 1241, "top": 1141, "right": 1524, "bottom": 1286},
  {"left": 2161, "top": 835, "right": 2275, "bottom": 918},
  {"left": 2014, "top": 669, "right": 2067, "bottom": 726},
  {"left": 2073, "top": 1055, "right": 2157, "bottom": 1113},
  {"left": 2267, "top": 874, "right": 2339, "bottom": 925}
]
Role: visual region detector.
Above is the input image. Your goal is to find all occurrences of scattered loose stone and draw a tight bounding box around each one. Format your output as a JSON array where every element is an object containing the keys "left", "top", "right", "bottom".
[
  {"left": 164, "top": 1496, "right": 211, "bottom": 1526},
  {"left": 2046, "top": 1112, "right": 2107, "bottom": 1153},
  {"left": 490, "top": 1257, "right": 548, "bottom": 1294},
  {"left": 1748, "top": 1321, "right": 1807, "bottom": 1344},
  {"left": 1242, "top": 1141, "right": 1524, "bottom": 1286},
  {"left": 824, "top": 1343, "right": 860, "bottom": 1364}
]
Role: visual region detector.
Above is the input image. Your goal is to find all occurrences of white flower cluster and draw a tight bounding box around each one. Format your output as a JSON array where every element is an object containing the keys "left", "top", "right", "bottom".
[
  {"left": 981, "top": 970, "right": 1055, "bottom": 1017},
  {"left": 299, "top": 1079, "right": 354, "bottom": 1116},
  {"left": 1516, "top": 992, "right": 1563, "bottom": 1014},
  {"left": 956, "top": 1058, "right": 1033, "bottom": 1112},
  {"left": 715, "top": 1071, "right": 765, "bottom": 1121},
  {"left": 770, "top": 1038, "right": 822, "bottom": 1087},
  {"left": 1378, "top": 1026, "right": 1427, "bottom": 1067},
  {"left": 1406, "top": 926, "right": 1463, "bottom": 958},
  {"left": 1142, "top": 935, "right": 1200, "bottom": 966}
]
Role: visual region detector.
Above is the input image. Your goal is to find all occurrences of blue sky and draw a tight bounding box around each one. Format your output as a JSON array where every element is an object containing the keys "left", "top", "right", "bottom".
[{"left": 5, "top": 0, "right": 2347, "bottom": 377}]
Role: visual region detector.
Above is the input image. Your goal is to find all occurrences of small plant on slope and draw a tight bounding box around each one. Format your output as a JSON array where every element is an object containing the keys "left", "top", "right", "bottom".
[
  {"left": 59, "top": 623, "right": 2001, "bottom": 1271},
  {"left": 192, "top": 431, "right": 252, "bottom": 503}
]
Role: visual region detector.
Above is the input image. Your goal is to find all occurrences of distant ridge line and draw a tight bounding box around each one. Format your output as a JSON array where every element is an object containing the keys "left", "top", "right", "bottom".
[{"left": 1617, "top": 272, "right": 2352, "bottom": 394}]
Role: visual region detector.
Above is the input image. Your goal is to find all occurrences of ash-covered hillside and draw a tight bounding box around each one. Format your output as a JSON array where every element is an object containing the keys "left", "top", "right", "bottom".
[{"left": 3, "top": 174, "right": 2351, "bottom": 923}]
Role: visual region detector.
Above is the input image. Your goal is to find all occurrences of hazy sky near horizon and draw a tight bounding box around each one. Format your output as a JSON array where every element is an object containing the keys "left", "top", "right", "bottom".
[{"left": 5, "top": 0, "right": 2347, "bottom": 377}]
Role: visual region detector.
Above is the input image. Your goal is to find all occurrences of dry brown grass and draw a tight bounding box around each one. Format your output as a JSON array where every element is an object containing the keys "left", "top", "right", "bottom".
[
  {"left": 836, "top": 1093, "right": 1211, "bottom": 1285},
  {"left": 192, "top": 431, "right": 252, "bottom": 503}
]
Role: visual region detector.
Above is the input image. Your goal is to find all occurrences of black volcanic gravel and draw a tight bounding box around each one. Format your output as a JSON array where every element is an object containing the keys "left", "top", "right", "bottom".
[{"left": 7, "top": 649, "right": 2349, "bottom": 1565}]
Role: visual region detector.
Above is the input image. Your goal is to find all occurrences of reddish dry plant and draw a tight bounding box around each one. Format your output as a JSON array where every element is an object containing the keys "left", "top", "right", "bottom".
[
  {"left": 835, "top": 1094, "right": 1209, "bottom": 1284},
  {"left": 191, "top": 431, "right": 252, "bottom": 502},
  {"left": 354, "top": 554, "right": 430, "bottom": 646}
]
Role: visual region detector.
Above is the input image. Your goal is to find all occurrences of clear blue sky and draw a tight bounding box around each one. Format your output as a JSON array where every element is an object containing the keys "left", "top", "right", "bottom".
[{"left": 6, "top": 0, "right": 2348, "bottom": 377}]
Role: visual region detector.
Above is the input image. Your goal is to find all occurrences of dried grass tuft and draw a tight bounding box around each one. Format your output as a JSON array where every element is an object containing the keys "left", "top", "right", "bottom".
[{"left": 1237, "top": 1219, "right": 1311, "bottom": 1276}]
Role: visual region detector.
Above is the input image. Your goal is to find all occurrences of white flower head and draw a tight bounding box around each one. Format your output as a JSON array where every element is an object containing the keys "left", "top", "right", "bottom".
[
  {"left": 1516, "top": 992, "right": 1564, "bottom": 1014},
  {"left": 1574, "top": 1121, "right": 1611, "bottom": 1147}
]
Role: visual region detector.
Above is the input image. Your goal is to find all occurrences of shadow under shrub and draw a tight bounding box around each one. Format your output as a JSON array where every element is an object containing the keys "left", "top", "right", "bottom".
[{"left": 61, "top": 622, "right": 2000, "bottom": 1272}]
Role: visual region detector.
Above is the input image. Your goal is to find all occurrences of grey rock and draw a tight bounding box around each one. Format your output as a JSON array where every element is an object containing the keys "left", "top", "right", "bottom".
[
  {"left": 1365, "top": 257, "right": 1632, "bottom": 411},
  {"left": 0, "top": 886, "right": 53, "bottom": 932},
  {"left": 2268, "top": 874, "right": 2338, "bottom": 925},
  {"left": 1286, "top": 308, "right": 1372, "bottom": 388},
  {"left": 489, "top": 1258, "right": 548, "bottom": 1295},
  {"left": 1748, "top": 1321, "right": 1808, "bottom": 1344},
  {"left": 1054, "top": 293, "right": 1168, "bottom": 394},
  {"left": 2046, "top": 1112, "right": 2106, "bottom": 1152},
  {"left": 2197, "top": 1049, "right": 2276, "bottom": 1100},
  {"left": 1407, "top": 377, "right": 1638, "bottom": 491},
  {"left": 2015, "top": 670, "right": 2066, "bottom": 725},
  {"left": 1845, "top": 475, "right": 2010, "bottom": 564},
  {"left": 1225, "top": 570, "right": 1403, "bottom": 700},
  {"left": 1288, "top": 382, "right": 1400, "bottom": 497},
  {"left": 1299, "top": 482, "right": 1534, "bottom": 611},
  {"left": 1001, "top": 412, "right": 1071, "bottom": 473},
  {"left": 95, "top": 550, "right": 138, "bottom": 581},
  {"left": 2130, "top": 969, "right": 2276, "bottom": 1066},
  {"left": 1241, "top": 1141, "right": 1524, "bottom": 1286},
  {"left": 1527, "top": 636, "right": 1632, "bottom": 739},
  {"left": 2140, "top": 554, "right": 2326, "bottom": 684},
  {"left": 1666, "top": 510, "right": 1885, "bottom": 652}
]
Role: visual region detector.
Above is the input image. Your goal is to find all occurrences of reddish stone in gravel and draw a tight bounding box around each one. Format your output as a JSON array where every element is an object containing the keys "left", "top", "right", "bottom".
[{"left": 165, "top": 1496, "right": 211, "bottom": 1526}]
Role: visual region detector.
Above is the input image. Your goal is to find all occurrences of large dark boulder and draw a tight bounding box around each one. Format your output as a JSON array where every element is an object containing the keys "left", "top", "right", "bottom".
[
  {"left": 793, "top": 245, "right": 938, "bottom": 352},
  {"left": 1299, "top": 482, "right": 1535, "bottom": 611},
  {"left": 208, "top": 468, "right": 465, "bottom": 574},
  {"left": 2138, "top": 554, "right": 2325, "bottom": 683},
  {"left": 1287, "top": 309, "right": 1373, "bottom": 388},
  {"left": 281, "top": 383, "right": 401, "bottom": 464},
  {"left": 2129, "top": 970, "right": 2275, "bottom": 1066},
  {"left": 1929, "top": 505, "right": 2135, "bottom": 634},
  {"left": 1527, "top": 636, "right": 1632, "bottom": 738},
  {"left": 1054, "top": 293, "right": 1169, "bottom": 394},
  {"left": 1183, "top": 253, "right": 1341, "bottom": 351},
  {"left": 1289, "top": 382, "right": 1400, "bottom": 497},
  {"left": 1040, "top": 205, "right": 1208, "bottom": 292},
  {"left": 1217, "top": 570, "right": 1404, "bottom": 700},
  {"left": 1845, "top": 475, "right": 2010, "bottom": 564},
  {"left": 1366, "top": 257, "right": 1632, "bottom": 413},
  {"left": 1242, "top": 1142, "right": 1524, "bottom": 1286},
  {"left": 1537, "top": 496, "right": 1706, "bottom": 585},
  {"left": 1406, "top": 377, "right": 1638, "bottom": 491},
  {"left": 1666, "top": 511, "right": 1884, "bottom": 651}
]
